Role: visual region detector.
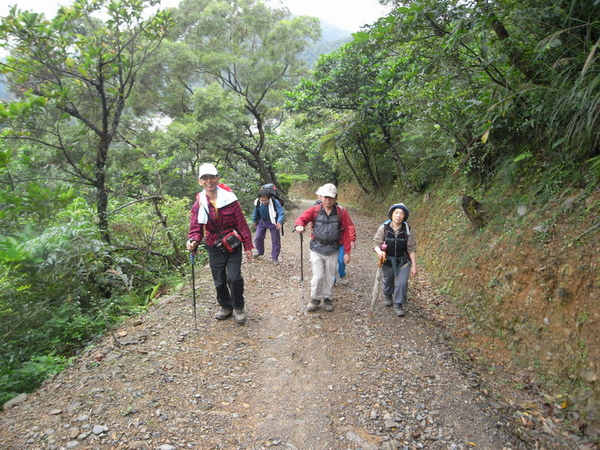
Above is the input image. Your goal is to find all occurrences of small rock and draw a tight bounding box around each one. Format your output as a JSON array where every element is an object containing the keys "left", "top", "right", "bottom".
[
  {"left": 533, "top": 224, "right": 550, "bottom": 233},
  {"left": 581, "top": 370, "right": 598, "bottom": 383},
  {"left": 3, "top": 393, "right": 27, "bottom": 410},
  {"left": 92, "top": 424, "right": 107, "bottom": 435}
]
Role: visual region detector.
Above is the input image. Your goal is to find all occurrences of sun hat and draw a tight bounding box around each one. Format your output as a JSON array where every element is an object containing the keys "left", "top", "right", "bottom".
[
  {"left": 388, "top": 203, "right": 409, "bottom": 220},
  {"left": 198, "top": 163, "right": 218, "bottom": 178},
  {"left": 315, "top": 183, "right": 337, "bottom": 198}
]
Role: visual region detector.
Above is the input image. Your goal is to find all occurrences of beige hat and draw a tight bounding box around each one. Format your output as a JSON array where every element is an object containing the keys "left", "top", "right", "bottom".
[
  {"left": 316, "top": 183, "right": 337, "bottom": 198},
  {"left": 198, "top": 163, "right": 218, "bottom": 178}
]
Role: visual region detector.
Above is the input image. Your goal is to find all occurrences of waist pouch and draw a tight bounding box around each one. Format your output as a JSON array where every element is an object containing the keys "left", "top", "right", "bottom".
[{"left": 216, "top": 229, "right": 242, "bottom": 253}]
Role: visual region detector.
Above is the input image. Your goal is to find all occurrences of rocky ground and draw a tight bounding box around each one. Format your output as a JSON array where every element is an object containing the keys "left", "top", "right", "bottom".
[{"left": 0, "top": 201, "right": 594, "bottom": 449}]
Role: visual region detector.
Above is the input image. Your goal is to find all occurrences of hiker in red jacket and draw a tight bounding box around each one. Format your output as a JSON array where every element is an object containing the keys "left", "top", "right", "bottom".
[
  {"left": 186, "top": 163, "right": 253, "bottom": 325},
  {"left": 294, "top": 183, "right": 354, "bottom": 312}
]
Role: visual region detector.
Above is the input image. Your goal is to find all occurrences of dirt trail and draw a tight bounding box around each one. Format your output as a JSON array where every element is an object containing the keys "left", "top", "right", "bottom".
[{"left": 0, "top": 201, "right": 583, "bottom": 449}]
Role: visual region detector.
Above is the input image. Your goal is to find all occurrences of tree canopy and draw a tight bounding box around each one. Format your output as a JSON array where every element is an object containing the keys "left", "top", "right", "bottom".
[
  {"left": 289, "top": 0, "right": 600, "bottom": 192},
  {"left": 0, "top": 0, "right": 172, "bottom": 244}
]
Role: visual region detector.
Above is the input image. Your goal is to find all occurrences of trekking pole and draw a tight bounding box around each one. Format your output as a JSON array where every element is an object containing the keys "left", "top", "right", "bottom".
[
  {"left": 189, "top": 251, "right": 198, "bottom": 329},
  {"left": 299, "top": 231, "right": 304, "bottom": 282},
  {"left": 370, "top": 256, "right": 385, "bottom": 316},
  {"left": 297, "top": 230, "right": 305, "bottom": 312}
]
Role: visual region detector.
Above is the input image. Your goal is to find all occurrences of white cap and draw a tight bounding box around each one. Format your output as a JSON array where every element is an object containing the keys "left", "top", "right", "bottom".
[
  {"left": 316, "top": 183, "right": 337, "bottom": 198},
  {"left": 198, "top": 163, "right": 218, "bottom": 178}
]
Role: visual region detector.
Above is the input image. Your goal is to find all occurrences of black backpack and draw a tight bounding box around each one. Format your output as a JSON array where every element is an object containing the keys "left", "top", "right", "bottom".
[
  {"left": 261, "top": 183, "right": 285, "bottom": 208},
  {"left": 255, "top": 183, "right": 286, "bottom": 235}
]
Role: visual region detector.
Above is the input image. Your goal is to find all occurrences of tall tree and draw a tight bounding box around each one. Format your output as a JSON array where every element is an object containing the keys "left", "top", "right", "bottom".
[
  {"left": 0, "top": 0, "right": 172, "bottom": 244},
  {"left": 163, "top": 0, "right": 321, "bottom": 193},
  {"left": 288, "top": 41, "right": 419, "bottom": 194}
]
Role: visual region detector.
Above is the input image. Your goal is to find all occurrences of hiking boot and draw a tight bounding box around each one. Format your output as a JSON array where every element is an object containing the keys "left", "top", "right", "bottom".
[
  {"left": 215, "top": 307, "right": 233, "bottom": 320},
  {"left": 394, "top": 303, "right": 405, "bottom": 317},
  {"left": 306, "top": 299, "right": 320, "bottom": 311},
  {"left": 383, "top": 295, "right": 393, "bottom": 307},
  {"left": 233, "top": 308, "right": 246, "bottom": 325},
  {"left": 272, "top": 259, "right": 280, "bottom": 265},
  {"left": 252, "top": 252, "right": 262, "bottom": 259},
  {"left": 323, "top": 298, "right": 334, "bottom": 312}
]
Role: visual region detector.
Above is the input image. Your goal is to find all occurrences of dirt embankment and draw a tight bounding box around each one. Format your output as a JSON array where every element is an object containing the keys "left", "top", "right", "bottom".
[
  {"left": 0, "top": 198, "right": 594, "bottom": 449},
  {"left": 407, "top": 185, "right": 600, "bottom": 439}
]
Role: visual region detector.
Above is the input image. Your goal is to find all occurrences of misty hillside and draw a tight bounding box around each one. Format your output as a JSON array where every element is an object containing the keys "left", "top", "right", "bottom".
[{"left": 301, "top": 20, "right": 353, "bottom": 68}]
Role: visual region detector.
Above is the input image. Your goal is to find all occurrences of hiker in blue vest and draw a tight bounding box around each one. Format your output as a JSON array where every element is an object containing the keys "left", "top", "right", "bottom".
[
  {"left": 372, "top": 203, "right": 418, "bottom": 317},
  {"left": 252, "top": 188, "right": 285, "bottom": 265},
  {"left": 294, "top": 183, "right": 355, "bottom": 312}
]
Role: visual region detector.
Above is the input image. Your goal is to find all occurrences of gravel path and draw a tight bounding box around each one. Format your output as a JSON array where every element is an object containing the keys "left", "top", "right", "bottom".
[{"left": 0, "top": 201, "right": 586, "bottom": 449}]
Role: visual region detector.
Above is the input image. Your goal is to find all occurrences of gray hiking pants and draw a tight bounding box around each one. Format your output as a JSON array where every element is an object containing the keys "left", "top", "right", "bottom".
[{"left": 382, "top": 262, "right": 411, "bottom": 305}]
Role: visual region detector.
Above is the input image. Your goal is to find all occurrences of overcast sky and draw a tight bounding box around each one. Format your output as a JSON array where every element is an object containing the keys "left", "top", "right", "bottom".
[{"left": 1, "top": 0, "right": 390, "bottom": 32}]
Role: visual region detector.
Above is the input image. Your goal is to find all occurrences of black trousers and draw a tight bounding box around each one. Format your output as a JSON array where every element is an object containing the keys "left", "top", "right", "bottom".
[{"left": 207, "top": 245, "right": 245, "bottom": 310}]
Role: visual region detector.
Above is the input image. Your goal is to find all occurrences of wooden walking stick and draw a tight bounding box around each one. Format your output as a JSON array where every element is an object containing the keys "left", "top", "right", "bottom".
[{"left": 370, "top": 255, "right": 385, "bottom": 315}]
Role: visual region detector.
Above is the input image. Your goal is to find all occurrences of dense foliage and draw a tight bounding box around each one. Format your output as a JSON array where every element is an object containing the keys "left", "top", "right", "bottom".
[
  {"left": 0, "top": 0, "right": 597, "bottom": 422},
  {"left": 288, "top": 0, "right": 600, "bottom": 195}
]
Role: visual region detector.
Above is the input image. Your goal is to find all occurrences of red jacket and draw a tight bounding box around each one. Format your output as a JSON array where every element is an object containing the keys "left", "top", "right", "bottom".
[
  {"left": 295, "top": 204, "right": 354, "bottom": 254},
  {"left": 188, "top": 196, "right": 253, "bottom": 251}
]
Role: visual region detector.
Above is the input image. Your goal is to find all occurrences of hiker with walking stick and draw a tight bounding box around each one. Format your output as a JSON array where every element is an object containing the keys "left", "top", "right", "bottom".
[
  {"left": 186, "top": 163, "right": 254, "bottom": 325},
  {"left": 372, "top": 203, "right": 418, "bottom": 317},
  {"left": 294, "top": 183, "right": 355, "bottom": 312}
]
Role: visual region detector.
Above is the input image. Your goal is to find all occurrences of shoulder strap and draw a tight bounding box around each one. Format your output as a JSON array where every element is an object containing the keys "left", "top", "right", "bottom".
[{"left": 203, "top": 205, "right": 224, "bottom": 236}]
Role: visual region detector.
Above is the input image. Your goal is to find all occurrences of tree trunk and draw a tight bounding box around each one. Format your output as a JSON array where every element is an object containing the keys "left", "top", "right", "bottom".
[
  {"left": 340, "top": 146, "right": 371, "bottom": 195},
  {"left": 96, "top": 139, "right": 111, "bottom": 245}
]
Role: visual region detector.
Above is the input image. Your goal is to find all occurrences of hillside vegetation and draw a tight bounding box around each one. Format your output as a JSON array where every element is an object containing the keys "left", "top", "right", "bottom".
[{"left": 336, "top": 179, "right": 600, "bottom": 438}]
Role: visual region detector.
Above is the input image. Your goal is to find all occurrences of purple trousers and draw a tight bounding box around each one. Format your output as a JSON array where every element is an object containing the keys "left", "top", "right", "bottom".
[{"left": 254, "top": 219, "right": 281, "bottom": 261}]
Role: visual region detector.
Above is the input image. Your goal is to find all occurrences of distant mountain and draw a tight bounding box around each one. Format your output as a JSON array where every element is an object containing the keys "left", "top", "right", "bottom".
[
  {"left": 301, "top": 20, "right": 353, "bottom": 68},
  {"left": 320, "top": 20, "right": 354, "bottom": 42}
]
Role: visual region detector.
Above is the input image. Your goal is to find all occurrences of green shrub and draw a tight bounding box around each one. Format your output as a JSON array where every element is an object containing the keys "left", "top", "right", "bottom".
[{"left": 0, "top": 355, "right": 67, "bottom": 406}]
